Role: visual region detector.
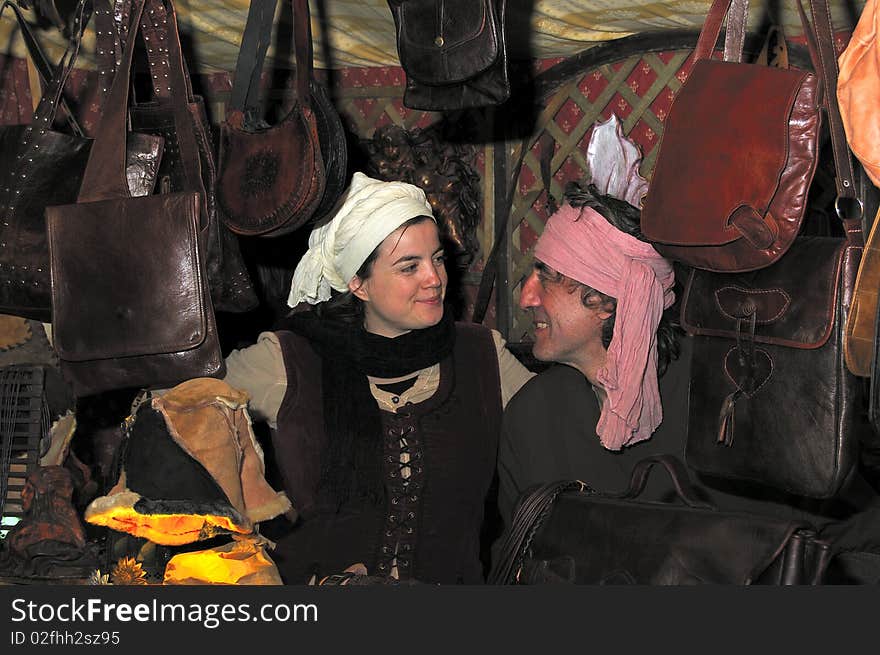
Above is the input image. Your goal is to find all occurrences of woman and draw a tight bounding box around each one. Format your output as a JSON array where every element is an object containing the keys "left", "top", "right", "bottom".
[{"left": 224, "top": 172, "right": 533, "bottom": 584}]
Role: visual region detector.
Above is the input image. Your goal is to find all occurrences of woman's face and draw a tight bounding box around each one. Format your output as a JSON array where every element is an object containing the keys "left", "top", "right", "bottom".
[{"left": 349, "top": 219, "right": 447, "bottom": 337}]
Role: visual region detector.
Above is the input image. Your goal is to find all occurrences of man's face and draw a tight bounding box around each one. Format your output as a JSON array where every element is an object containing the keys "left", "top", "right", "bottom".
[{"left": 518, "top": 261, "right": 611, "bottom": 372}]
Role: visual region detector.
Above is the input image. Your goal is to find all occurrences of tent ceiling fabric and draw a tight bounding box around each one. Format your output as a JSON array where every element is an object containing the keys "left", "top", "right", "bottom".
[{"left": 1, "top": 0, "right": 868, "bottom": 72}]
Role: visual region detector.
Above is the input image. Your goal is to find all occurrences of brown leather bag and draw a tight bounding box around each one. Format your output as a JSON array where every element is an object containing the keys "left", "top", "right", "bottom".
[
  {"left": 0, "top": 0, "right": 163, "bottom": 322},
  {"left": 216, "top": 0, "right": 326, "bottom": 237},
  {"left": 641, "top": 0, "right": 823, "bottom": 273},
  {"left": 681, "top": 238, "right": 865, "bottom": 498},
  {"left": 45, "top": 0, "right": 224, "bottom": 397}
]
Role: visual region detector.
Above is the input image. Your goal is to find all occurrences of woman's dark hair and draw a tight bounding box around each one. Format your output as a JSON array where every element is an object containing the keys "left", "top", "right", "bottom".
[
  {"left": 312, "top": 215, "right": 436, "bottom": 324},
  {"left": 557, "top": 181, "right": 682, "bottom": 377}
]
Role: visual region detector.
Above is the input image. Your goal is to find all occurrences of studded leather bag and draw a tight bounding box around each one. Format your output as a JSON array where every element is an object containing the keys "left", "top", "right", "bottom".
[
  {"left": 641, "top": 0, "right": 832, "bottom": 273},
  {"left": 0, "top": 0, "right": 163, "bottom": 322},
  {"left": 45, "top": 0, "right": 224, "bottom": 397},
  {"left": 216, "top": 0, "right": 328, "bottom": 237},
  {"left": 122, "top": 0, "right": 259, "bottom": 313},
  {"left": 388, "top": 0, "right": 510, "bottom": 111}
]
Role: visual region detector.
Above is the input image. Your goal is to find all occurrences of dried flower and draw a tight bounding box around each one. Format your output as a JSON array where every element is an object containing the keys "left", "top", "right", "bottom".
[
  {"left": 87, "top": 569, "right": 110, "bottom": 585},
  {"left": 110, "top": 557, "right": 148, "bottom": 585}
]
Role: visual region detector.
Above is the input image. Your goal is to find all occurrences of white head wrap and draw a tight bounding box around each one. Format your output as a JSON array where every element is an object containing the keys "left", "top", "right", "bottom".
[{"left": 287, "top": 172, "right": 435, "bottom": 307}]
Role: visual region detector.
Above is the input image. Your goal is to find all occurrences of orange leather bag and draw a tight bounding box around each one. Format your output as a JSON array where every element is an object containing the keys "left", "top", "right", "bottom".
[
  {"left": 839, "top": 0, "right": 880, "bottom": 376},
  {"left": 837, "top": 0, "right": 880, "bottom": 188}
]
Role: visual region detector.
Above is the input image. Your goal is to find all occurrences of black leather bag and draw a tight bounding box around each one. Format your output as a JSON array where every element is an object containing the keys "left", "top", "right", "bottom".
[
  {"left": 681, "top": 236, "right": 867, "bottom": 499},
  {"left": 388, "top": 0, "right": 510, "bottom": 111},
  {"left": 0, "top": 0, "right": 163, "bottom": 322},
  {"left": 489, "top": 455, "right": 831, "bottom": 585}
]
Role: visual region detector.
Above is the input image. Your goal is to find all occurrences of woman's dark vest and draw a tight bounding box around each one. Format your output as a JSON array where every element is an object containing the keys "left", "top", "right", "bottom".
[{"left": 269, "top": 322, "right": 502, "bottom": 584}]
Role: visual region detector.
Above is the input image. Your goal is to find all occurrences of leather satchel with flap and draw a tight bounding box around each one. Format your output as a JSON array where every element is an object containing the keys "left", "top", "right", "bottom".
[
  {"left": 681, "top": 237, "right": 865, "bottom": 498},
  {"left": 388, "top": 0, "right": 510, "bottom": 111},
  {"left": 641, "top": 0, "right": 823, "bottom": 273},
  {"left": 45, "top": 0, "right": 224, "bottom": 397}
]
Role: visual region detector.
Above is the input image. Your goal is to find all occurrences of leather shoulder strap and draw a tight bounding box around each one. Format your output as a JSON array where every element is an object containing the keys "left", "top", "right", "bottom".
[
  {"left": 226, "top": 0, "right": 313, "bottom": 126},
  {"left": 228, "top": 0, "right": 279, "bottom": 120},
  {"left": 798, "top": 0, "right": 864, "bottom": 243},
  {"left": 78, "top": 0, "right": 200, "bottom": 202},
  {"left": 487, "top": 479, "right": 586, "bottom": 584},
  {"left": 1, "top": 0, "right": 93, "bottom": 136}
]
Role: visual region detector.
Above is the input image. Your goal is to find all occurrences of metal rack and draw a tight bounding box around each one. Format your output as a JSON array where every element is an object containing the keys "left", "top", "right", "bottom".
[{"left": 0, "top": 366, "right": 49, "bottom": 539}]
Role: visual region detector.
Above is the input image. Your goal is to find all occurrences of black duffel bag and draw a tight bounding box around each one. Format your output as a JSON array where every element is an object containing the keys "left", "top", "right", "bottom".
[{"left": 489, "top": 455, "right": 831, "bottom": 585}]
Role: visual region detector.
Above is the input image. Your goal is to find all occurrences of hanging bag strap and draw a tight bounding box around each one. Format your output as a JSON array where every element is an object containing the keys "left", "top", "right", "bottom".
[
  {"left": 225, "top": 0, "right": 313, "bottom": 129},
  {"left": 1, "top": 0, "right": 94, "bottom": 136},
  {"left": 228, "top": 0, "right": 278, "bottom": 126},
  {"left": 797, "top": 0, "right": 864, "bottom": 243},
  {"left": 108, "top": 0, "right": 181, "bottom": 100},
  {"left": 3, "top": 0, "right": 75, "bottom": 123},
  {"left": 132, "top": 0, "right": 198, "bottom": 104},
  {"left": 77, "top": 0, "right": 201, "bottom": 204},
  {"left": 487, "top": 479, "right": 585, "bottom": 585},
  {"left": 4, "top": 0, "right": 128, "bottom": 134}
]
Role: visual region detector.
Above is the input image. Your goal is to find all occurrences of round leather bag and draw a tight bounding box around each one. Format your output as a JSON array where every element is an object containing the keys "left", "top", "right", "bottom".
[{"left": 216, "top": 102, "right": 326, "bottom": 238}]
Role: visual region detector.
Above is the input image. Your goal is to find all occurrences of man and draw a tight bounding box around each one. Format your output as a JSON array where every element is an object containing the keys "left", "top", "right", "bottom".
[
  {"left": 495, "top": 186, "right": 858, "bottom": 526},
  {"left": 496, "top": 187, "right": 690, "bottom": 523}
]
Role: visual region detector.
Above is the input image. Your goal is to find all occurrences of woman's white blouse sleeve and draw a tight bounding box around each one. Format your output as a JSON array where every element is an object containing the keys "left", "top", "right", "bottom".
[
  {"left": 223, "top": 331, "right": 288, "bottom": 429},
  {"left": 492, "top": 329, "right": 535, "bottom": 408}
]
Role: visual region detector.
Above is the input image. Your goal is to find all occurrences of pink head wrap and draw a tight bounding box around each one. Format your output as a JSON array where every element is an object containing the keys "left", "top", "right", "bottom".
[{"left": 533, "top": 204, "right": 676, "bottom": 451}]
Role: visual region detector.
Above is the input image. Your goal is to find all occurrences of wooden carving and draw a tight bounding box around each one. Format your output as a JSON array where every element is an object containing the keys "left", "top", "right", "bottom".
[{"left": 363, "top": 125, "right": 482, "bottom": 266}]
